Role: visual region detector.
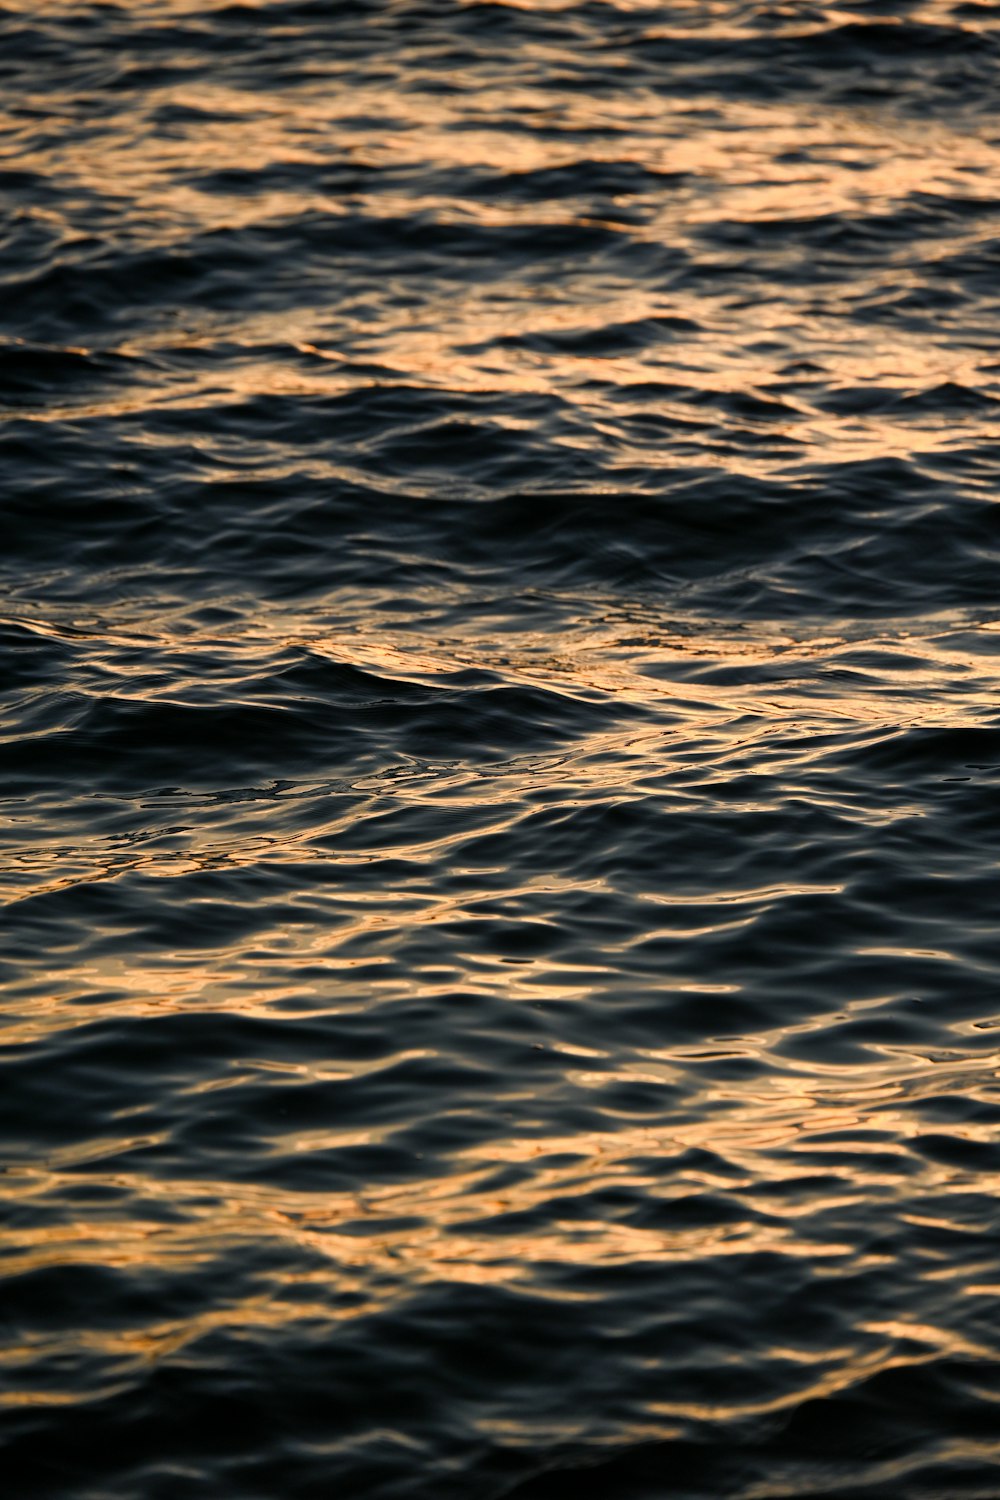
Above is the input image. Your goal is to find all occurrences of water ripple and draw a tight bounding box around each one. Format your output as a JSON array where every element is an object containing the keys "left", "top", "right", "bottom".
[{"left": 4, "top": 1, "right": 1000, "bottom": 1496}]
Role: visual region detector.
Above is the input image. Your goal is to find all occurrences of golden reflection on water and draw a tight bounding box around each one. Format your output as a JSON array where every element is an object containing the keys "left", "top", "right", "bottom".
[
  {"left": 3, "top": 1033, "right": 997, "bottom": 1417},
  {"left": 5, "top": 0, "right": 1000, "bottom": 1448},
  {"left": 7, "top": 0, "right": 1000, "bottom": 473},
  {"left": 6, "top": 603, "right": 999, "bottom": 910}
]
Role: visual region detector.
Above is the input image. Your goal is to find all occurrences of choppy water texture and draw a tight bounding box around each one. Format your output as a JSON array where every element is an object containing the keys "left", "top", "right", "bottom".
[{"left": 5, "top": 1, "right": 1000, "bottom": 1495}]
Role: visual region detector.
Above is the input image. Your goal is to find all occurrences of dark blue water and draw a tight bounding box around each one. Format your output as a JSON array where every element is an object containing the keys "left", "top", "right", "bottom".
[{"left": 4, "top": 2, "right": 1000, "bottom": 1495}]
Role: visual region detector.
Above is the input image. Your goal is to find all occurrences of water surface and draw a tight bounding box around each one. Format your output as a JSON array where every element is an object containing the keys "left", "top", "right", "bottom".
[{"left": 4, "top": 2, "right": 1000, "bottom": 1496}]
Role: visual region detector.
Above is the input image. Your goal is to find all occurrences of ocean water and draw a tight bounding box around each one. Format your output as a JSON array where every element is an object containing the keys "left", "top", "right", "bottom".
[{"left": 4, "top": 1, "right": 1000, "bottom": 1495}]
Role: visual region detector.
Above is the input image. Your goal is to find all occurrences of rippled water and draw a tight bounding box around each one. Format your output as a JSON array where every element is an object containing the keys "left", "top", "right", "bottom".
[{"left": 5, "top": 2, "right": 1000, "bottom": 1495}]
